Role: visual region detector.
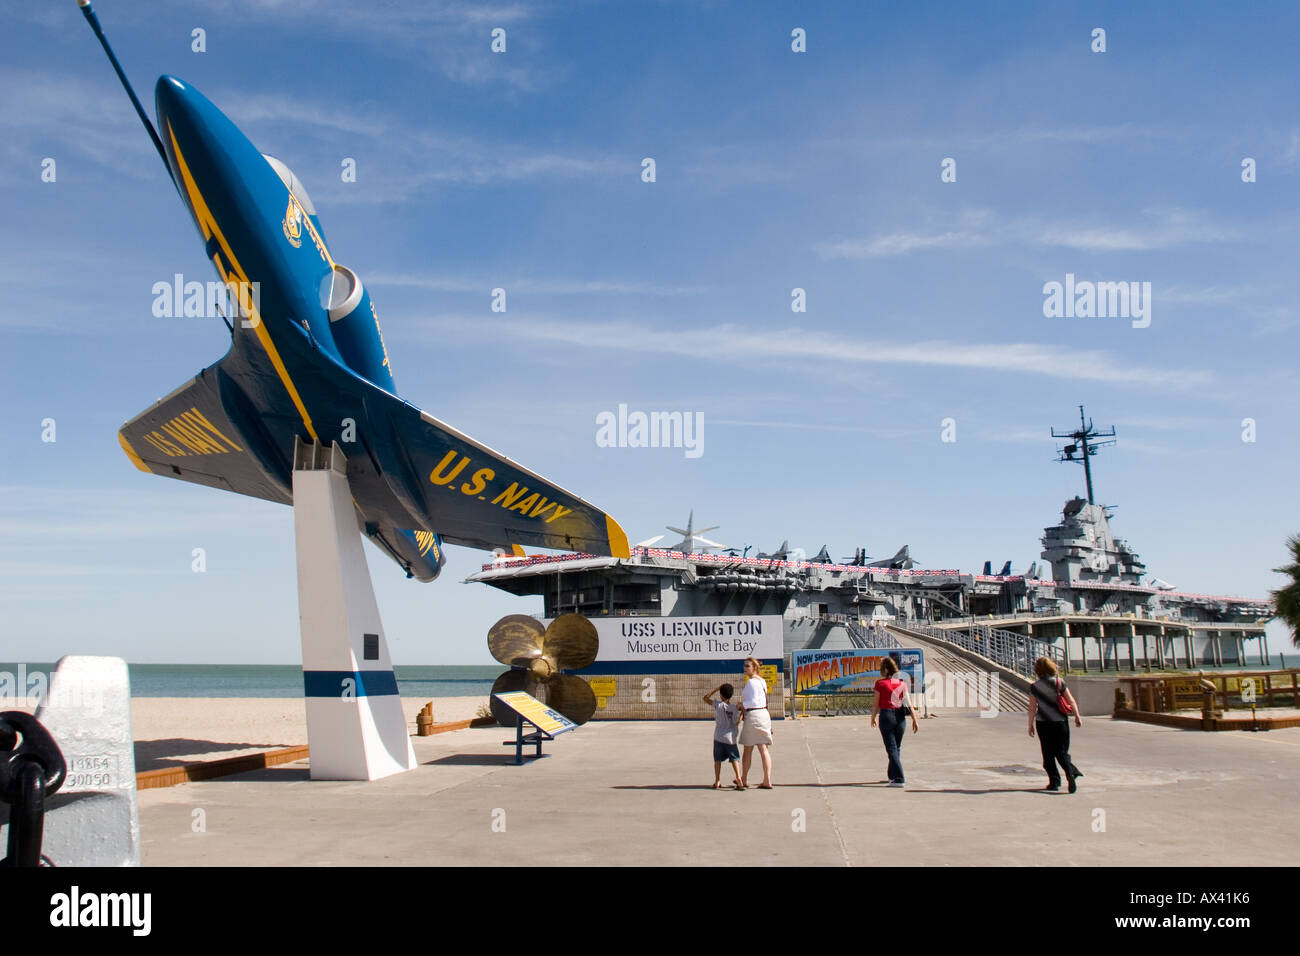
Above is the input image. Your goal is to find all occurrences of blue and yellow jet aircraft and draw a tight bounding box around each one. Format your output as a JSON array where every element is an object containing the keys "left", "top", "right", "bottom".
[{"left": 79, "top": 1, "right": 629, "bottom": 580}]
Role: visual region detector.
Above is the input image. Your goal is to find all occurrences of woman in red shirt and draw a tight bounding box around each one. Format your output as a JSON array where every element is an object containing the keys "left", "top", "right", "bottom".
[{"left": 870, "top": 657, "right": 918, "bottom": 786}]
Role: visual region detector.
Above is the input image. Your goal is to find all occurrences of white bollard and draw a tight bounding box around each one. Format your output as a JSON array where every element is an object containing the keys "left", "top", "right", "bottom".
[{"left": 13, "top": 656, "right": 141, "bottom": 866}]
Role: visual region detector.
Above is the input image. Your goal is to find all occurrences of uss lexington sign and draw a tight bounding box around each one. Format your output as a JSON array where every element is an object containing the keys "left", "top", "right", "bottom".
[{"left": 556, "top": 615, "right": 784, "bottom": 663}]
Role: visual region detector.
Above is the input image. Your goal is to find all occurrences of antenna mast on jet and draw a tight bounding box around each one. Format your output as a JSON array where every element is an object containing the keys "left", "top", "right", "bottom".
[
  {"left": 1051, "top": 405, "right": 1115, "bottom": 505},
  {"left": 77, "top": 0, "right": 174, "bottom": 183}
]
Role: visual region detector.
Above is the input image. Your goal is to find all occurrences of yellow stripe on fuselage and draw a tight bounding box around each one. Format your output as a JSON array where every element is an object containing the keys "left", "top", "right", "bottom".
[{"left": 166, "top": 122, "right": 318, "bottom": 442}]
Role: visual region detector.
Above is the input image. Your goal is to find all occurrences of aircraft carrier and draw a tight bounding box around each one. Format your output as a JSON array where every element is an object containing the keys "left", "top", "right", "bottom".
[{"left": 468, "top": 409, "right": 1274, "bottom": 672}]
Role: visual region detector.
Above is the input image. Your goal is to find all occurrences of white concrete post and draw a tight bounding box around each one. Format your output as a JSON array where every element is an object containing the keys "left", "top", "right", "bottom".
[
  {"left": 292, "top": 440, "right": 415, "bottom": 780},
  {"left": 15, "top": 656, "right": 141, "bottom": 866}
]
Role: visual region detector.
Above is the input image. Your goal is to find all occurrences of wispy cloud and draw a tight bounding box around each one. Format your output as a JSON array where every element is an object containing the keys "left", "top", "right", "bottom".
[
  {"left": 866, "top": 123, "right": 1182, "bottom": 153},
  {"left": 1001, "top": 124, "right": 1161, "bottom": 146},
  {"left": 680, "top": 144, "right": 797, "bottom": 188},
  {"left": 207, "top": 0, "right": 537, "bottom": 32},
  {"left": 0, "top": 68, "right": 159, "bottom": 182},
  {"left": 818, "top": 207, "right": 1243, "bottom": 260},
  {"left": 370, "top": 272, "right": 704, "bottom": 296},
  {"left": 206, "top": 0, "right": 552, "bottom": 91},
  {"left": 818, "top": 231, "right": 989, "bottom": 259},
  {"left": 711, "top": 419, "right": 926, "bottom": 439},
  {"left": 1284, "top": 129, "right": 1300, "bottom": 166},
  {"left": 1032, "top": 208, "right": 1240, "bottom": 252},
  {"left": 1240, "top": 304, "right": 1300, "bottom": 336},
  {"left": 310, "top": 157, "right": 626, "bottom": 204},
  {"left": 1157, "top": 284, "right": 1264, "bottom": 305},
  {"left": 409, "top": 314, "right": 1214, "bottom": 388},
  {"left": 0, "top": 486, "right": 280, "bottom": 541},
  {"left": 0, "top": 562, "right": 185, "bottom": 578},
  {"left": 207, "top": 91, "right": 625, "bottom": 201},
  {"left": 1112, "top": 415, "right": 1211, "bottom": 431},
  {"left": 986, "top": 429, "right": 1052, "bottom": 445},
  {"left": 1115, "top": 438, "right": 1179, "bottom": 457},
  {"left": 219, "top": 93, "right": 392, "bottom": 140},
  {"left": 1155, "top": 282, "right": 1300, "bottom": 336}
]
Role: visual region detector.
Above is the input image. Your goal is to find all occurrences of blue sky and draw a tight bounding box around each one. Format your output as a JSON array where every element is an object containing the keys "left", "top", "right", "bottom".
[{"left": 2, "top": 0, "right": 1298, "bottom": 664}]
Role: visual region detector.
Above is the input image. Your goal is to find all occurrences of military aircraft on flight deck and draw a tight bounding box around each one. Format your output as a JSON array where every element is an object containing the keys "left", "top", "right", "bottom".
[
  {"left": 757, "top": 540, "right": 792, "bottom": 561},
  {"left": 78, "top": 1, "right": 629, "bottom": 580},
  {"left": 636, "top": 511, "right": 726, "bottom": 553},
  {"left": 866, "top": 546, "right": 915, "bottom": 570},
  {"left": 840, "top": 546, "right": 914, "bottom": 569}
]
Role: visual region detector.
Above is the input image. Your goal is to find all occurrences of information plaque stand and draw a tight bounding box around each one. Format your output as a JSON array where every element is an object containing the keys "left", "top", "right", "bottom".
[{"left": 493, "top": 692, "right": 577, "bottom": 765}]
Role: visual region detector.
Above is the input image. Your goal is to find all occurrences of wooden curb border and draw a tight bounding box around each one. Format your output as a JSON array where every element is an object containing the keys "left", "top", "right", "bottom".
[
  {"left": 416, "top": 716, "right": 498, "bottom": 735},
  {"left": 136, "top": 745, "right": 310, "bottom": 790},
  {"left": 1114, "top": 709, "right": 1300, "bottom": 732},
  {"left": 135, "top": 717, "right": 499, "bottom": 789}
]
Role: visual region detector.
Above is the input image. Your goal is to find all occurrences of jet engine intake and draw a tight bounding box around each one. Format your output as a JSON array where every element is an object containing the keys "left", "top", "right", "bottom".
[{"left": 324, "top": 264, "right": 397, "bottom": 394}]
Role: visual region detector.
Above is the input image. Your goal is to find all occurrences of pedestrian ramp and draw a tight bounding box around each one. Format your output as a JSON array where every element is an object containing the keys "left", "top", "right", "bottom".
[{"left": 888, "top": 628, "right": 1030, "bottom": 715}]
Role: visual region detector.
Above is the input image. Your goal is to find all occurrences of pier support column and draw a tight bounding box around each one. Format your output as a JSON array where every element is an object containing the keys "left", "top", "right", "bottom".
[{"left": 293, "top": 439, "right": 416, "bottom": 781}]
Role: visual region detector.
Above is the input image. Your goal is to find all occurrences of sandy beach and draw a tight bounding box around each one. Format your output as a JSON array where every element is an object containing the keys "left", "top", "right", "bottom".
[{"left": 130, "top": 696, "right": 486, "bottom": 771}]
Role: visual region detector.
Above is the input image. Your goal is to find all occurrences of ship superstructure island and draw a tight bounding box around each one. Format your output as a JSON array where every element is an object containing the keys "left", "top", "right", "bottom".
[{"left": 469, "top": 409, "right": 1273, "bottom": 671}]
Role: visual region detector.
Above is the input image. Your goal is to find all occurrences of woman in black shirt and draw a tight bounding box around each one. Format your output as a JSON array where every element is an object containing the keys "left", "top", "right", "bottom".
[{"left": 1028, "top": 657, "right": 1083, "bottom": 792}]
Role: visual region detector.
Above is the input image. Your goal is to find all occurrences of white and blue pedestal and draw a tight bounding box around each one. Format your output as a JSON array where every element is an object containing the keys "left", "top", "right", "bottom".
[{"left": 292, "top": 439, "right": 416, "bottom": 781}]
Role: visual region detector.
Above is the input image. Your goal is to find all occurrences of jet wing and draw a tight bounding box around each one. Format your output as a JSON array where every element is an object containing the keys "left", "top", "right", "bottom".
[
  {"left": 360, "top": 391, "right": 630, "bottom": 558},
  {"left": 117, "top": 344, "right": 629, "bottom": 562},
  {"left": 117, "top": 359, "right": 292, "bottom": 506}
]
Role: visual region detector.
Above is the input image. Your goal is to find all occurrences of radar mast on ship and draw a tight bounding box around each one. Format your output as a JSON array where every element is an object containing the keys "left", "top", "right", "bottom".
[
  {"left": 1041, "top": 406, "right": 1145, "bottom": 588},
  {"left": 1051, "top": 405, "right": 1116, "bottom": 505}
]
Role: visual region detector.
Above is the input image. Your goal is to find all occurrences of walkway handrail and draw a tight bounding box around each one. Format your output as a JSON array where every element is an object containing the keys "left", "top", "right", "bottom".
[
  {"left": 820, "top": 613, "right": 902, "bottom": 649},
  {"left": 891, "top": 620, "right": 1066, "bottom": 680}
]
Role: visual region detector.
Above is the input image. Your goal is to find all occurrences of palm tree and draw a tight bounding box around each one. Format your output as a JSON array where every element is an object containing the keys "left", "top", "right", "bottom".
[{"left": 1271, "top": 534, "right": 1300, "bottom": 649}]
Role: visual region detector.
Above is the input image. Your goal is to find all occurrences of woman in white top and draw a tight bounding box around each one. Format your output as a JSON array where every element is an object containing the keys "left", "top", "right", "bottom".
[{"left": 737, "top": 657, "right": 773, "bottom": 789}]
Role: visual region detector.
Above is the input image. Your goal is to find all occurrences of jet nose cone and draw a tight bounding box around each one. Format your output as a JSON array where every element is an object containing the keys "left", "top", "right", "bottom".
[
  {"left": 154, "top": 74, "right": 194, "bottom": 135},
  {"left": 157, "top": 73, "right": 187, "bottom": 96},
  {"left": 153, "top": 75, "right": 234, "bottom": 194}
]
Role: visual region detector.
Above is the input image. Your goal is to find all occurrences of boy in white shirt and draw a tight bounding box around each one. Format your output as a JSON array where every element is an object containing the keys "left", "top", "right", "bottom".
[{"left": 703, "top": 683, "right": 742, "bottom": 789}]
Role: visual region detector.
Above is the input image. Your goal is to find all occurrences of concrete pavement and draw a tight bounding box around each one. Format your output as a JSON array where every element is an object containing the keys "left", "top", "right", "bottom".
[{"left": 136, "top": 712, "right": 1300, "bottom": 866}]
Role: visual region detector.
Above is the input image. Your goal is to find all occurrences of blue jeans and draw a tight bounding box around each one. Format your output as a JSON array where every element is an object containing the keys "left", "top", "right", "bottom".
[{"left": 879, "top": 708, "right": 906, "bottom": 783}]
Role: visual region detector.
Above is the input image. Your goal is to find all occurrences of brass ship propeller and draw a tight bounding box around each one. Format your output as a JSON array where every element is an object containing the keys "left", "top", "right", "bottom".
[{"left": 487, "top": 613, "right": 599, "bottom": 726}]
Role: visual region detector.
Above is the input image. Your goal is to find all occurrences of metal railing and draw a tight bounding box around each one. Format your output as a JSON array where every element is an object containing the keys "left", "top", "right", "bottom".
[
  {"left": 820, "top": 613, "right": 902, "bottom": 649},
  {"left": 892, "top": 620, "right": 1066, "bottom": 680}
]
